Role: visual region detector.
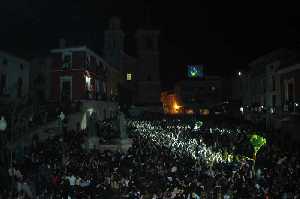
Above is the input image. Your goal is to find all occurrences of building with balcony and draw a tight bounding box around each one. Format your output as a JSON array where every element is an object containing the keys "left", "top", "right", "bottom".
[
  {"left": 50, "top": 45, "right": 120, "bottom": 102},
  {"left": 241, "top": 48, "right": 298, "bottom": 113},
  {"left": 161, "top": 91, "right": 182, "bottom": 114},
  {"left": 104, "top": 17, "right": 161, "bottom": 106}
]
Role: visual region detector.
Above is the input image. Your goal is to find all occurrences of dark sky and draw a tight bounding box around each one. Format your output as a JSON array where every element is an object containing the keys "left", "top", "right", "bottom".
[{"left": 1, "top": 1, "right": 300, "bottom": 89}]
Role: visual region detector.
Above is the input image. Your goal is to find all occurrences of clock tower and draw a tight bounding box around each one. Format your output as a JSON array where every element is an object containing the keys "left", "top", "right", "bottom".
[
  {"left": 104, "top": 17, "right": 125, "bottom": 69},
  {"left": 135, "top": 29, "right": 161, "bottom": 104}
]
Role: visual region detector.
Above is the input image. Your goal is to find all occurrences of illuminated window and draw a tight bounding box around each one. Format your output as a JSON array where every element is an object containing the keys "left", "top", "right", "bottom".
[
  {"left": 127, "top": 73, "right": 132, "bottom": 81},
  {"left": 84, "top": 71, "right": 92, "bottom": 91},
  {"left": 85, "top": 75, "right": 91, "bottom": 88}
]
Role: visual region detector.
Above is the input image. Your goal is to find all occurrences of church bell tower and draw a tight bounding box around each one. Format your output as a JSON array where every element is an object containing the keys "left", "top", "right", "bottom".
[{"left": 104, "top": 17, "right": 125, "bottom": 69}]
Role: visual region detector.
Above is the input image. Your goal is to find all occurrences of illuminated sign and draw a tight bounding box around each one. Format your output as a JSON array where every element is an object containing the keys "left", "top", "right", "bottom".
[{"left": 187, "top": 65, "right": 204, "bottom": 78}]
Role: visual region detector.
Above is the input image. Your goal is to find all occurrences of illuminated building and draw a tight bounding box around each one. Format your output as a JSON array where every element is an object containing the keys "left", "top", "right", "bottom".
[
  {"left": 161, "top": 76, "right": 225, "bottom": 115},
  {"left": 50, "top": 46, "right": 119, "bottom": 102},
  {"left": 105, "top": 17, "right": 161, "bottom": 106},
  {"left": 161, "top": 91, "right": 182, "bottom": 114}
]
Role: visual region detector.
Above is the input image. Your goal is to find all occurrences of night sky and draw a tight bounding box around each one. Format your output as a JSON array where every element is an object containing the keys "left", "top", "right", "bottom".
[{"left": 1, "top": 1, "right": 300, "bottom": 90}]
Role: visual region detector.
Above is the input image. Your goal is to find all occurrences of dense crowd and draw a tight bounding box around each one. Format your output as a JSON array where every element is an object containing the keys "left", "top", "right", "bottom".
[{"left": 0, "top": 116, "right": 299, "bottom": 199}]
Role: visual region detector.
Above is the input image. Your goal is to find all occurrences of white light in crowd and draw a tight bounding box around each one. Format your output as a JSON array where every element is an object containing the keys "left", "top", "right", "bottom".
[
  {"left": 240, "top": 107, "right": 244, "bottom": 113},
  {"left": 128, "top": 119, "right": 243, "bottom": 165},
  {"left": 238, "top": 71, "right": 242, "bottom": 76},
  {"left": 59, "top": 112, "right": 65, "bottom": 121},
  {"left": 270, "top": 108, "right": 274, "bottom": 114},
  {"left": 0, "top": 116, "right": 7, "bottom": 131},
  {"left": 85, "top": 75, "right": 91, "bottom": 88},
  {"left": 87, "top": 108, "right": 94, "bottom": 116},
  {"left": 81, "top": 113, "right": 87, "bottom": 130},
  {"left": 295, "top": 103, "right": 299, "bottom": 107}
]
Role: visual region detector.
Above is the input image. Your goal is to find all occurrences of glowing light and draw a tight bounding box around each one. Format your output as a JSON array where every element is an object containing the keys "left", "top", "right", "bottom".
[
  {"left": 194, "top": 121, "right": 203, "bottom": 130},
  {"left": 85, "top": 72, "right": 91, "bottom": 91},
  {"left": 173, "top": 102, "right": 182, "bottom": 113},
  {"left": 188, "top": 65, "right": 204, "bottom": 78},
  {"left": 295, "top": 103, "right": 299, "bottom": 107},
  {"left": 128, "top": 119, "right": 242, "bottom": 165},
  {"left": 238, "top": 71, "right": 242, "bottom": 76},
  {"left": 87, "top": 108, "right": 94, "bottom": 116},
  {"left": 186, "top": 109, "right": 194, "bottom": 114},
  {"left": 127, "top": 73, "right": 132, "bottom": 81},
  {"left": 240, "top": 107, "right": 244, "bottom": 113},
  {"left": 59, "top": 112, "right": 65, "bottom": 121},
  {"left": 0, "top": 116, "right": 7, "bottom": 131},
  {"left": 81, "top": 113, "right": 87, "bottom": 130},
  {"left": 202, "top": 109, "right": 210, "bottom": 115}
]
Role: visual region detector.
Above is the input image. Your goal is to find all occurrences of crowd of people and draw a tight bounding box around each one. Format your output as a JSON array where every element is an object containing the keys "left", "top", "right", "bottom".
[{"left": 0, "top": 115, "right": 299, "bottom": 199}]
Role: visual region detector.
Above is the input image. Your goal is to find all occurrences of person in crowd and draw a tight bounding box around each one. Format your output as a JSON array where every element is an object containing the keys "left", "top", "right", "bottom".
[{"left": 2, "top": 116, "right": 300, "bottom": 198}]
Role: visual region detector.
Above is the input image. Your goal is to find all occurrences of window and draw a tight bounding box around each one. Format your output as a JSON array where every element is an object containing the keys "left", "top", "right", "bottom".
[
  {"left": 62, "top": 52, "right": 72, "bottom": 68},
  {"left": 127, "top": 73, "right": 132, "bottom": 81}
]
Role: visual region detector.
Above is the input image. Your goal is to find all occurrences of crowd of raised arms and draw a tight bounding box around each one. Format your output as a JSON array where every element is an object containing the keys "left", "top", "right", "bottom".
[{"left": 0, "top": 115, "right": 299, "bottom": 199}]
